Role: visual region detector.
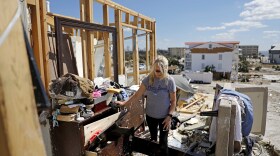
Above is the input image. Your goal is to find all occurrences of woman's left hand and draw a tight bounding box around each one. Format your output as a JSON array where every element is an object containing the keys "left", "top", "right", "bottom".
[{"left": 162, "top": 116, "right": 172, "bottom": 130}]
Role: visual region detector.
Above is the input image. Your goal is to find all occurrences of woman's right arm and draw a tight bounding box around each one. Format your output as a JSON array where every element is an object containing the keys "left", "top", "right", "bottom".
[{"left": 115, "top": 83, "right": 146, "bottom": 107}]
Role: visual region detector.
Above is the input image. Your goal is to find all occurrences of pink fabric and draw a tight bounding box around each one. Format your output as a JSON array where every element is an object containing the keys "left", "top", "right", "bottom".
[{"left": 92, "top": 90, "right": 101, "bottom": 98}]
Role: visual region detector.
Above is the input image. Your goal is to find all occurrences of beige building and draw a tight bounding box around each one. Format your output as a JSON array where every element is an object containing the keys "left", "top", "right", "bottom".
[{"left": 168, "top": 47, "right": 186, "bottom": 58}]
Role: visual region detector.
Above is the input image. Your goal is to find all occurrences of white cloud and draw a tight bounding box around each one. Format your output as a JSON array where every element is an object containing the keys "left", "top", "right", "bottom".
[
  {"left": 223, "top": 20, "right": 266, "bottom": 28},
  {"left": 263, "top": 30, "right": 280, "bottom": 38},
  {"left": 197, "top": 20, "right": 265, "bottom": 32},
  {"left": 263, "top": 30, "right": 280, "bottom": 34},
  {"left": 197, "top": 0, "right": 280, "bottom": 45},
  {"left": 228, "top": 28, "right": 249, "bottom": 33},
  {"left": 212, "top": 32, "right": 235, "bottom": 40},
  {"left": 196, "top": 26, "right": 226, "bottom": 31},
  {"left": 211, "top": 28, "right": 249, "bottom": 40},
  {"left": 240, "top": 0, "right": 280, "bottom": 21}
]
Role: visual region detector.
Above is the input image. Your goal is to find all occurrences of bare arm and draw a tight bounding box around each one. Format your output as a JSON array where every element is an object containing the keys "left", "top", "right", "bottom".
[
  {"left": 162, "top": 91, "right": 177, "bottom": 130},
  {"left": 115, "top": 83, "right": 146, "bottom": 107},
  {"left": 168, "top": 91, "right": 176, "bottom": 115}
]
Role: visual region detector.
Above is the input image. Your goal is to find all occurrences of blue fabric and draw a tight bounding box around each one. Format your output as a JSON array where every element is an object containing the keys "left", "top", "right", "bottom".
[
  {"left": 120, "top": 88, "right": 129, "bottom": 101},
  {"left": 244, "top": 135, "right": 255, "bottom": 156},
  {"left": 220, "top": 89, "right": 254, "bottom": 136}
]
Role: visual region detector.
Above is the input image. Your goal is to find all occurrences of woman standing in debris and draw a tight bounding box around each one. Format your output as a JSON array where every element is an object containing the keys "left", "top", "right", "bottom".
[{"left": 116, "top": 55, "right": 176, "bottom": 155}]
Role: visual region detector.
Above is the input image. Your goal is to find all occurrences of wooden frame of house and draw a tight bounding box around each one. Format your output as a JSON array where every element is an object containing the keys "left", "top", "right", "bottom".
[{"left": 26, "top": 0, "right": 156, "bottom": 89}]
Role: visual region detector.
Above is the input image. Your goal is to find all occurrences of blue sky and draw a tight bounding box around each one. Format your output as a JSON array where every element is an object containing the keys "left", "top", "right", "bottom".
[{"left": 49, "top": 0, "right": 280, "bottom": 51}]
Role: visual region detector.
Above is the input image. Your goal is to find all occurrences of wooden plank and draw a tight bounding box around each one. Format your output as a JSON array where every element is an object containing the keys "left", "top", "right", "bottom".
[
  {"left": 125, "top": 13, "right": 130, "bottom": 24},
  {"left": 122, "top": 23, "right": 152, "bottom": 32},
  {"left": 122, "top": 25, "right": 125, "bottom": 76},
  {"left": 84, "top": 112, "right": 121, "bottom": 146},
  {"left": 80, "top": 0, "right": 88, "bottom": 78},
  {"left": 27, "top": 0, "right": 36, "bottom": 5},
  {"left": 115, "top": 9, "right": 124, "bottom": 75},
  {"left": 146, "top": 32, "right": 149, "bottom": 71},
  {"left": 132, "top": 16, "right": 140, "bottom": 85},
  {"left": 46, "top": 13, "right": 54, "bottom": 27},
  {"left": 228, "top": 104, "right": 236, "bottom": 156},
  {"left": 30, "top": 3, "right": 45, "bottom": 86},
  {"left": 179, "top": 103, "right": 209, "bottom": 114},
  {"left": 124, "top": 32, "right": 148, "bottom": 40},
  {"left": 85, "top": 151, "right": 98, "bottom": 156},
  {"left": 215, "top": 100, "right": 231, "bottom": 156},
  {"left": 0, "top": 1, "right": 46, "bottom": 155},
  {"left": 122, "top": 22, "right": 137, "bottom": 29},
  {"left": 62, "top": 26, "right": 75, "bottom": 35},
  {"left": 152, "top": 22, "right": 157, "bottom": 58},
  {"left": 179, "top": 95, "right": 205, "bottom": 111},
  {"left": 235, "top": 87, "right": 268, "bottom": 135},
  {"left": 179, "top": 105, "right": 202, "bottom": 114},
  {"left": 103, "top": 4, "right": 111, "bottom": 78},
  {"left": 141, "top": 19, "right": 145, "bottom": 28},
  {"left": 39, "top": 0, "right": 50, "bottom": 90},
  {"left": 213, "top": 83, "right": 223, "bottom": 108},
  {"left": 47, "top": 12, "right": 80, "bottom": 21},
  {"left": 146, "top": 21, "right": 151, "bottom": 69},
  {"left": 95, "top": 0, "right": 155, "bottom": 22},
  {"left": 85, "top": 0, "right": 95, "bottom": 80},
  {"left": 149, "top": 21, "right": 155, "bottom": 66}
]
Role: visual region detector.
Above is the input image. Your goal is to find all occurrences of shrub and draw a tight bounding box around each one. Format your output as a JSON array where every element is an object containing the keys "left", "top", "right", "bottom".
[
  {"left": 204, "top": 65, "right": 216, "bottom": 72},
  {"left": 276, "top": 66, "right": 280, "bottom": 71},
  {"left": 239, "top": 75, "right": 250, "bottom": 82},
  {"left": 255, "top": 66, "right": 262, "bottom": 71}
]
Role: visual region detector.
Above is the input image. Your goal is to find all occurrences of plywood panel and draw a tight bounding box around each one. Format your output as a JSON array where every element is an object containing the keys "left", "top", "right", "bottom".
[
  {"left": 0, "top": 1, "right": 46, "bottom": 155},
  {"left": 236, "top": 87, "right": 268, "bottom": 135}
]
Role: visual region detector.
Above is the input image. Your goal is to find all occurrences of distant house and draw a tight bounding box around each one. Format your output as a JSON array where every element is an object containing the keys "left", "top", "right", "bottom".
[
  {"left": 168, "top": 47, "right": 186, "bottom": 58},
  {"left": 269, "top": 44, "right": 280, "bottom": 64},
  {"left": 239, "top": 45, "right": 259, "bottom": 58},
  {"left": 184, "top": 41, "right": 240, "bottom": 80}
]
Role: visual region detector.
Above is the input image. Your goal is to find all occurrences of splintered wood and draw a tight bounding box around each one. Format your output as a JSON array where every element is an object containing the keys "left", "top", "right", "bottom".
[
  {"left": 118, "top": 98, "right": 145, "bottom": 129},
  {"left": 178, "top": 94, "right": 207, "bottom": 114}
]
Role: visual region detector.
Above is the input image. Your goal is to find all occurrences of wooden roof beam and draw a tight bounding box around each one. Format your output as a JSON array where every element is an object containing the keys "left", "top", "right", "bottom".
[
  {"left": 122, "top": 23, "right": 152, "bottom": 32},
  {"left": 96, "top": 0, "right": 155, "bottom": 22}
]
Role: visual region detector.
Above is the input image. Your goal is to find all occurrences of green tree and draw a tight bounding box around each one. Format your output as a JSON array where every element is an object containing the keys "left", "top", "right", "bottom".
[
  {"left": 204, "top": 65, "right": 216, "bottom": 72},
  {"left": 238, "top": 56, "right": 249, "bottom": 72}
]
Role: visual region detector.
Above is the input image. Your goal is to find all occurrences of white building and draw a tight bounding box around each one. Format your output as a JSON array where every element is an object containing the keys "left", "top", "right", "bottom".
[
  {"left": 269, "top": 44, "right": 280, "bottom": 64},
  {"left": 184, "top": 41, "right": 240, "bottom": 80}
]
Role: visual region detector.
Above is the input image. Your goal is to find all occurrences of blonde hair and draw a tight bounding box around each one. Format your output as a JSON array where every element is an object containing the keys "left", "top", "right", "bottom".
[{"left": 148, "top": 55, "right": 169, "bottom": 85}]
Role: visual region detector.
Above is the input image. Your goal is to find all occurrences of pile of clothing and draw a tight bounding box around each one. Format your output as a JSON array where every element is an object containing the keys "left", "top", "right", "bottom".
[{"left": 49, "top": 73, "right": 132, "bottom": 126}]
